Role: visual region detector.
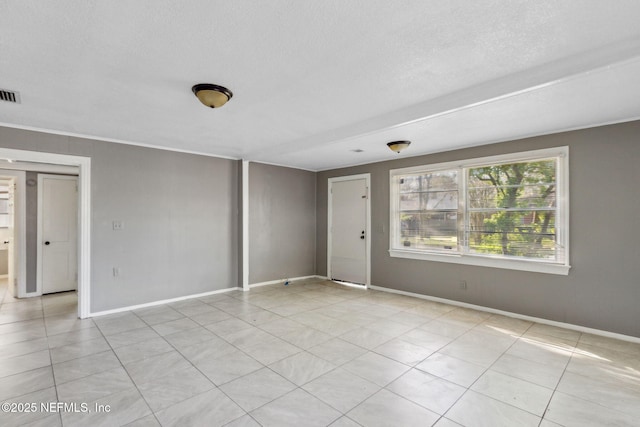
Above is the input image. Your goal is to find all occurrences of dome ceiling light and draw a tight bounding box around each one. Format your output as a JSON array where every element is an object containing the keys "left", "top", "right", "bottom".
[
  {"left": 192, "top": 84, "right": 233, "bottom": 108},
  {"left": 387, "top": 140, "right": 411, "bottom": 153}
]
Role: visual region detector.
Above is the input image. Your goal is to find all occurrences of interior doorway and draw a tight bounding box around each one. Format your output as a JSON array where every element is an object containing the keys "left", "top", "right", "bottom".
[
  {"left": 0, "top": 170, "right": 25, "bottom": 299},
  {"left": 0, "top": 148, "right": 91, "bottom": 318},
  {"left": 0, "top": 178, "right": 14, "bottom": 287},
  {"left": 327, "top": 174, "right": 371, "bottom": 286}
]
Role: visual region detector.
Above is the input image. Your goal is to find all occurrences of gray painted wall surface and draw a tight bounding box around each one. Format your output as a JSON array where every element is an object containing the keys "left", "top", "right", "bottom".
[
  {"left": 0, "top": 250, "right": 6, "bottom": 275},
  {"left": 0, "top": 126, "right": 239, "bottom": 312},
  {"left": 25, "top": 171, "right": 37, "bottom": 292},
  {"left": 317, "top": 121, "right": 640, "bottom": 337},
  {"left": 249, "top": 162, "right": 316, "bottom": 284}
]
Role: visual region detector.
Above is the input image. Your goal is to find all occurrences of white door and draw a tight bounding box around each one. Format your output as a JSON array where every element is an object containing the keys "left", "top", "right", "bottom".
[
  {"left": 38, "top": 175, "right": 78, "bottom": 294},
  {"left": 329, "top": 176, "right": 369, "bottom": 285}
]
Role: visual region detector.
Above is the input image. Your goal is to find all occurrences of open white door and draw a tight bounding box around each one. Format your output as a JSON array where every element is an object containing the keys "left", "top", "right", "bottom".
[
  {"left": 38, "top": 174, "right": 78, "bottom": 294},
  {"left": 328, "top": 174, "right": 370, "bottom": 286}
]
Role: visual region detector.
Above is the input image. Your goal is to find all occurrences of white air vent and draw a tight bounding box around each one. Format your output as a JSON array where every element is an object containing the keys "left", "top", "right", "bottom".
[{"left": 0, "top": 89, "right": 21, "bottom": 104}]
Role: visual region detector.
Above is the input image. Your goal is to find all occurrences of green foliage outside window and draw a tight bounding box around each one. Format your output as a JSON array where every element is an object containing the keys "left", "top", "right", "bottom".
[
  {"left": 467, "top": 160, "right": 557, "bottom": 259},
  {"left": 397, "top": 158, "right": 558, "bottom": 260}
]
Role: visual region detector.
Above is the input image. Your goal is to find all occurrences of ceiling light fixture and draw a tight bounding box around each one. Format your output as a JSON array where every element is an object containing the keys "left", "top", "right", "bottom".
[
  {"left": 192, "top": 84, "right": 233, "bottom": 108},
  {"left": 387, "top": 140, "right": 411, "bottom": 153}
]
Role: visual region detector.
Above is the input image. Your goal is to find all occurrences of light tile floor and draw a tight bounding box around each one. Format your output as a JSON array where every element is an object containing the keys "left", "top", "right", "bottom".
[{"left": 0, "top": 278, "right": 639, "bottom": 426}]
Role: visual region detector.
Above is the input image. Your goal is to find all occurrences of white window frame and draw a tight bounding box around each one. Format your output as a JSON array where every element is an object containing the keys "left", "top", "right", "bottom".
[{"left": 389, "top": 147, "right": 570, "bottom": 275}]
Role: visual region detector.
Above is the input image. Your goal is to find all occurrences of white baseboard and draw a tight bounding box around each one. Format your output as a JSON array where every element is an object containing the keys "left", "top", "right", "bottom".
[
  {"left": 249, "top": 275, "right": 324, "bottom": 289},
  {"left": 90, "top": 286, "right": 242, "bottom": 318},
  {"left": 91, "top": 276, "right": 328, "bottom": 316},
  {"left": 368, "top": 285, "right": 640, "bottom": 344}
]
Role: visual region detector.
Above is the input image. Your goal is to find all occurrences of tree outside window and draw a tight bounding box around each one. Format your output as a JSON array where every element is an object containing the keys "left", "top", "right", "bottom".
[{"left": 390, "top": 147, "right": 568, "bottom": 274}]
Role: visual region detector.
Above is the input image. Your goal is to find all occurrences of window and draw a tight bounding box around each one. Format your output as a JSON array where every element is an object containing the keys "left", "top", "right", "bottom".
[{"left": 390, "top": 147, "right": 569, "bottom": 275}]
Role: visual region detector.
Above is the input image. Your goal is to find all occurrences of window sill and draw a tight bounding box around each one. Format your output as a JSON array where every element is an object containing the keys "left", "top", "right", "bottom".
[{"left": 388, "top": 249, "right": 570, "bottom": 275}]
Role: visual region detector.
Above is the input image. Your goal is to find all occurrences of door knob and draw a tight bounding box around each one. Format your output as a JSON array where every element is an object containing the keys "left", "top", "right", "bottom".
[
  {"left": 3, "top": 240, "right": 8, "bottom": 244},
  {"left": 44, "top": 241, "right": 50, "bottom": 245}
]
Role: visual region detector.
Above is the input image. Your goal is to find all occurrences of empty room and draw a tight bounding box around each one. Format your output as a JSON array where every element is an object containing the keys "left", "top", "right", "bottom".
[{"left": 0, "top": 1, "right": 639, "bottom": 426}]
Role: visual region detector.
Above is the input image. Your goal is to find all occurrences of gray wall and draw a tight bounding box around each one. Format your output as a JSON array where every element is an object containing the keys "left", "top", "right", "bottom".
[
  {"left": 0, "top": 126, "right": 239, "bottom": 312},
  {"left": 317, "top": 121, "right": 640, "bottom": 337},
  {"left": 249, "top": 162, "right": 316, "bottom": 284},
  {"left": 25, "top": 171, "right": 37, "bottom": 292},
  {"left": 0, "top": 250, "right": 6, "bottom": 275}
]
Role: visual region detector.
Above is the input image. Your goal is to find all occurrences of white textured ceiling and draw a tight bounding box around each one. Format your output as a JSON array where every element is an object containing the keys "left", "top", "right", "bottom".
[{"left": 1, "top": 1, "right": 640, "bottom": 171}]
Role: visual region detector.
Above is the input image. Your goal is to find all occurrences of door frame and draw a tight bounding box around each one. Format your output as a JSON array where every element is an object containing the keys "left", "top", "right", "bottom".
[
  {"left": 0, "top": 178, "right": 11, "bottom": 279},
  {"left": 0, "top": 148, "right": 91, "bottom": 319},
  {"left": 327, "top": 173, "right": 371, "bottom": 287},
  {"left": 37, "top": 174, "right": 79, "bottom": 296},
  {"left": 0, "top": 170, "right": 25, "bottom": 298}
]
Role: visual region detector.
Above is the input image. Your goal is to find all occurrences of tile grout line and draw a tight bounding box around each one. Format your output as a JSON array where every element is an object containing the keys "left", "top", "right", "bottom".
[
  {"left": 4, "top": 279, "right": 639, "bottom": 426},
  {"left": 194, "top": 281, "right": 387, "bottom": 424},
  {"left": 132, "top": 299, "right": 269, "bottom": 426},
  {"left": 44, "top": 289, "right": 63, "bottom": 426},
  {"left": 183, "top": 283, "right": 362, "bottom": 424},
  {"left": 433, "top": 318, "right": 539, "bottom": 424},
  {"left": 536, "top": 329, "right": 580, "bottom": 427},
  {"left": 103, "top": 309, "right": 171, "bottom": 426}
]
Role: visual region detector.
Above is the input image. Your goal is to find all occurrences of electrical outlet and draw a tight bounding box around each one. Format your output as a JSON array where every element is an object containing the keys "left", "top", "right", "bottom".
[
  {"left": 113, "top": 267, "right": 121, "bottom": 277},
  {"left": 459, "top": 280, "right": 467, "bottom": 290},
  {"left": 112, "top": 220, "right": 124, "bottom": 230}
]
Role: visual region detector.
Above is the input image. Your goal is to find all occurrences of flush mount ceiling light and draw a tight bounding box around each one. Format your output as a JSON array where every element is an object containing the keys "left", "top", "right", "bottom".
[
  {"left": 387, "top": 140, "right": 411, "bottom": 153},
  {"left": 192, "top": 84, "right": 233, "bottom": 108}
]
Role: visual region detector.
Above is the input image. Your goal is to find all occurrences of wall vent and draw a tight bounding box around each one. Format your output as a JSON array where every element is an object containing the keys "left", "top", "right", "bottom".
[{"left": 0, "top": 89, "right": 21, "bottom": 104}]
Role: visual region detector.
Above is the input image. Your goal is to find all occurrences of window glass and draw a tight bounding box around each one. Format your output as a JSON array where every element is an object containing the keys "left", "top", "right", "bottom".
[
  {"left": 398, "top": 171, "right": 458, "bottom": 251},
  {"left": 466, "top": 160, "right": 557, "bottom": 260},
  {"left": 389, "top": 148, "right": 568, "bottom": 273}
]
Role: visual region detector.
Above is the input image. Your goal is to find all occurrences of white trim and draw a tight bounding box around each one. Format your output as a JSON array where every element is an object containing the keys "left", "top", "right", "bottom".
[
  {"left": 388, "top": 249, "right": 571, "bottom": 275},
  {"left": 0, "top": 169, "right": 26, "bottom": 298},
  {"left": 90, "top": 286, "right": 241, "bottom": 317},
  {"left": 78, "top": 159, "right": 91, "bottom": 319},
  {"left": 369, "top": 285, "right": 640, "bottom": 344},
  {"left": 557, "top": 148, "right": 570, "bottom": 273},
  {"left": 0, "top": 274, "right": 7, "bottom": 279},
  {"left": 36, "top": 175, "right": 43, "bottom": 296},
  {"left": 327, "top": 173, "right": 371, "bottom": 287},
  {"left": 0, "top": 148, "right": 91, "bottom": 319},
  {"left": 249, "top": 275, "right": 321, "bottom": 288},
  {"left": 331, "top": 279, "right": 367, "bottom": 289},
  {"left": 0, "top": 162, "right": 78, "bottom": 174},
  {"left": 242, "top": 160, "right": 250, "bottom": 291},
  {"left": 244, "top": 159, "right": 317, "bottom": 173},
  {"left": 37, "top": 174, "right": 79, "bottom": 295},
  {"left": 389, "top": 147, "right": 570, "bottom": 275}
]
